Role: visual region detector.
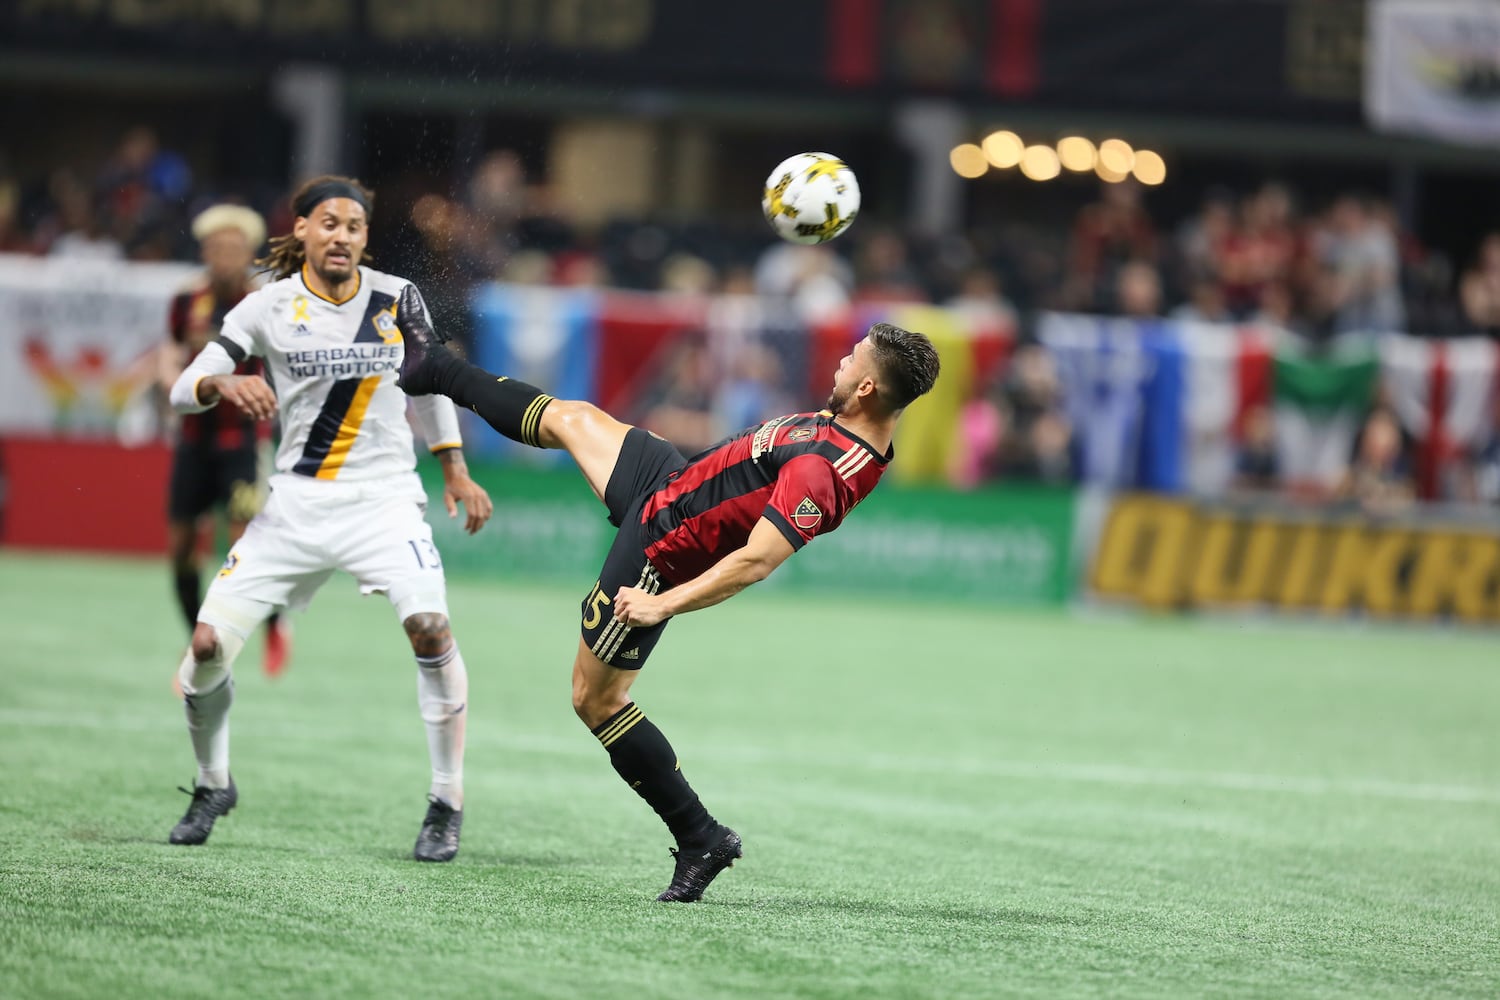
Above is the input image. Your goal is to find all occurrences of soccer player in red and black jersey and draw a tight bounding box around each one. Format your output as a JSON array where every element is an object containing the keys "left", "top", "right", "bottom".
[
  {"left": 158, "top": 204, "right": 290, "bottom": 676},
  {"left": 399, "top": 319, "right": 940, "bottom": 902}
]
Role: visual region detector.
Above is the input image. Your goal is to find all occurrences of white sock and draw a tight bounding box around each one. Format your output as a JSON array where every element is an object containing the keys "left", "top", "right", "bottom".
[
  {"left": 416, "top": 645, "right": 468, "bottom": 809},
  {"left": 178, "top": 646, "right": 236, "bottom": 790}
]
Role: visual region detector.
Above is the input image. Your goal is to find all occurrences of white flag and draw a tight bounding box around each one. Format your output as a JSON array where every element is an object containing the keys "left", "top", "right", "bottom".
[{"left": 1366, "top": 0, "right": 1500, "bottom": 147}]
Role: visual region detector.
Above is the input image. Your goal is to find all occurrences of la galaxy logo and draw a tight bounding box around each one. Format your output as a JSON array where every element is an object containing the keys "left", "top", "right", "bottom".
[
  {"left": 792, "top": 497, "right": 822, "bottom": 531},
  {"left": 373, "top": 302, "right": 401, "bottom": 345},
  {"left": 217, "top": 553, "right": 240, "bottom": 578},
  {"left": 291, "top": 295, "right": 311, "bottom": 336}
]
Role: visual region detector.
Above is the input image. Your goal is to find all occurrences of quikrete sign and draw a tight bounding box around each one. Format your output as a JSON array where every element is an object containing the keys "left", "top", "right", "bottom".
[{"left": 1092, "top": 494, "right": 1500, "bottom": 622}]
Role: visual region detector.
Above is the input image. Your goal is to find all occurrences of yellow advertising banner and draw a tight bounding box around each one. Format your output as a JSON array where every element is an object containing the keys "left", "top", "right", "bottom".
[{"left": 1092, "top": 494, "right": 1500, "bottom": 623}]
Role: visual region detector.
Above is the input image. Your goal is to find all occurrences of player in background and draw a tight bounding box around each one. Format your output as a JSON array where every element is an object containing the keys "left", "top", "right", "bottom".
[
  {"left": 399, "top": 318, "right": 939, "bottom": 901},
  {"left": 166, "top": 176, "right": 493, "bottom": 862},
  {"left": 158, "top": 204, "right": 293, "bottom": 676}
]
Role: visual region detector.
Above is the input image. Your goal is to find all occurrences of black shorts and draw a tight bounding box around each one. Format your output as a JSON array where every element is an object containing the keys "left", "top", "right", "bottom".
[
  {"left": 581, "top": 428, "right": 686, "bottom": 670},
  {"left": 167, "top": 446, "right": 262, "bottom": 523}
]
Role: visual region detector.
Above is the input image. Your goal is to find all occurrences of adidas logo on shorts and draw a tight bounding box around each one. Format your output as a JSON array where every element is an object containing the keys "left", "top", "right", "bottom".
[{"left": 619, "top": 648, "right": 640, "bottom": 661}]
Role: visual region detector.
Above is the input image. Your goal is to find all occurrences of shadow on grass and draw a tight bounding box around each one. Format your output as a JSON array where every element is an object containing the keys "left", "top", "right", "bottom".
[
  {"left": 710, "top": 895, "right": 1093, "bottom": 927},
  {"left": 382, "top": 849, "right": 600, "bottom": 870},
  {"left": 68, "top": 829, "right": 322, "bottom": 857}
]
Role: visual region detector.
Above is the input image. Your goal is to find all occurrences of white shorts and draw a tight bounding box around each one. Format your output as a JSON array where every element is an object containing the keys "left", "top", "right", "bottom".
[{"left": 200, "top": 474, "right": 449, "bottom": 634}]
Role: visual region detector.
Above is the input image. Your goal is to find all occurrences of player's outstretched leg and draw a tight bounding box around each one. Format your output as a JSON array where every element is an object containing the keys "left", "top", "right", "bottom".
[{"left": 396, "top": 327, "right": 556, "bottom": 447}]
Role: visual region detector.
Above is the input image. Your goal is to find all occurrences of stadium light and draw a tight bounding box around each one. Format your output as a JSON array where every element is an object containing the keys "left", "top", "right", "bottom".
[
  {"left": 1097, "top": 138, "right": 1135, "bottom": 174},
  {"left": 1095, "top": 160, "right": 1130, "bottom": 183},
  {"left": 981, "top": 130, "right": 1024, "bottom": 169},
  {"left": 1132, "top": 149, "right": 1167, "bottom": 185},
  {"left": 1056, "top": 136, "right": 1096, "bottom": 172},
  {"left": 950, "top": 143, "right": 989, "bottom": 178},
  {"left": 1020, "top": 144, "right": 1061, "bottom": 181}
]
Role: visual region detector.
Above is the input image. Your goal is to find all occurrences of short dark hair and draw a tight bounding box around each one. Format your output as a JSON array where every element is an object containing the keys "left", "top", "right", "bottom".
[{"left": 868, "top": 322, "right": 940, "bottom": 411}]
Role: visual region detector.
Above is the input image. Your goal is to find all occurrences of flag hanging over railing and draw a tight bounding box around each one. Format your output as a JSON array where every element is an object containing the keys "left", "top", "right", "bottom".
[
  {"left": 1366, "top": 0, "right": 1500, "bottom": 148},
  {"left": 1039, "top": 313, "right": 1498, "bottom": 499}
]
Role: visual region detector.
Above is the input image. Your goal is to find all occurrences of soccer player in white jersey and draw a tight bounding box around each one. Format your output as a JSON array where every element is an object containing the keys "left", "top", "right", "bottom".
[{"left": 165, "top": 176, "right": 493, "bottom": 862}]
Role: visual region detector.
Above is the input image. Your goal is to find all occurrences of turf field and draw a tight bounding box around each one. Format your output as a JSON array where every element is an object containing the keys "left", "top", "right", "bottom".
[{"left": 1, "top": 551, "right": 1497, "bottom": 999}]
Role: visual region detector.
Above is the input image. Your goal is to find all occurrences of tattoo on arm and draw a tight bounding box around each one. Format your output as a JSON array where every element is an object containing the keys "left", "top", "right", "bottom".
[{"left": 436, "top": 447, "right": 468, "bottom": 475}]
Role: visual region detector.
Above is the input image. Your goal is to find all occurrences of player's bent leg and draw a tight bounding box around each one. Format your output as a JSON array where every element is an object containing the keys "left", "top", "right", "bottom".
[
  {"left": 571, "top": 637, "right": 640, "bottom": 728},
  {"left": 222, "top": 515, "right": 291, "bottom": 678},
  {"left": 403, "top": 612, "right": 468, "bottom": 862},
  {"left": 572, "top": 639, "right": 741, "bottom": 902}
]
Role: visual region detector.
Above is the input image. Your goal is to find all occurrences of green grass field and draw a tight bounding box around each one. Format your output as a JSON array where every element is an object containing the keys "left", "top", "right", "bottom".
[{"left": 2, "top": 550, "right": 1497, "bottom": 999}]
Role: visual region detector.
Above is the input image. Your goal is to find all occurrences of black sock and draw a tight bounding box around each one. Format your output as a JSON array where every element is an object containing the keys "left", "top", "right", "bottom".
[
  {"left": 437, "top": 363, "right": 555, "bottom": 448},
  {"left": 592, "top": 703, "right": 718, "bottom": 849},
  {"left": 173, "top": 567, "right": 200, "bottom": 631}
]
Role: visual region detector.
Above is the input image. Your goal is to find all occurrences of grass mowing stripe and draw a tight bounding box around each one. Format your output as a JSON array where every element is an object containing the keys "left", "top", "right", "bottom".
[{"left": 5, "top": 707, "right": 1498, "bottom": 806}]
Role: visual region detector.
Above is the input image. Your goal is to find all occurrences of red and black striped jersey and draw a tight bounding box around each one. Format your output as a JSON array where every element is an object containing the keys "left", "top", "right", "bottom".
[
  {"left": 640, "top": 411, "right": 890, "bottom": 585},
  {"left": 169, "top": 281, "right": 263, "bottom": 451}
]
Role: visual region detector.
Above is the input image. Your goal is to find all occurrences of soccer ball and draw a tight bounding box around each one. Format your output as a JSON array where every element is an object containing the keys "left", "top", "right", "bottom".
[{"left": 761, "top": 152, "right": 861, "bottom": 245}]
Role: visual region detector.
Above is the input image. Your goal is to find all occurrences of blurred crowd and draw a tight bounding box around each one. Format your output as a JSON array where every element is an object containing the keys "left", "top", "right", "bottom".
[
  {"left": 0, "top": 127, "right": 287, "bottom": 264},
  {"left": 9, "top": 131, "right": 1498, "bottom": 336},
  {"left": 7, "top": 128, "right": 1500, "bottom": 508}
]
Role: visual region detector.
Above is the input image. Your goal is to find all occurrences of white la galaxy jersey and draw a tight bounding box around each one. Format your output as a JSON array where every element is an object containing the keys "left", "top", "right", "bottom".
[{"left": 215, "top": 264, "right": 462, "bottom": 485}]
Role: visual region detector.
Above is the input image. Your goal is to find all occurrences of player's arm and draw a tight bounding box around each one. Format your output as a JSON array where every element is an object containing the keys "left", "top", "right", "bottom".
[
  {"left": 169, "top": 340, "right": 276, "bottom": 420},
  {"left": 612, "top": 517, "right": 795, "bottom": 627},
  {"left": 171, "top": 295, "right": 276, "bottom": 419},
  {"left": 432, "top": 444, "right": 494, "bottom": 535}
]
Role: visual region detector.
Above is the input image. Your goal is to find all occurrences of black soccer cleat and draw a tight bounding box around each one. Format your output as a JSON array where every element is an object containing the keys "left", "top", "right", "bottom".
[
  {"left": 169, "top": 778, "right": 238, "bottom": 846},
  {"left": 657, "top": 826, "right": 742, "bottom": 902},
  {"left": 413, "top": 796, "right": 463, "bottom": 862},
  {"left": 394, "top": 301, "right": 453, "bottom": 397}
]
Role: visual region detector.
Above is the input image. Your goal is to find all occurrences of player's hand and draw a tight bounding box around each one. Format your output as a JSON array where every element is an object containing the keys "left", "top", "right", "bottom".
[
  {"left": 443, "top": 475, "right": 494, "bottom": 535},
  {"left": 203, "top": 374, "right": 278, "bottom": 420},
  {"left": 612, "top": 585, "right": 669, "bottom": 628}
]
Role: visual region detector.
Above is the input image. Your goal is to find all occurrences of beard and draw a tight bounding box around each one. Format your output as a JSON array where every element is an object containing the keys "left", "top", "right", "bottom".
[
  {"left": 317, "top": 260, "right": 354, "bottom": 283},
  {"left": 312, "top": 249, "right": 356, "bottom": 284},
  {"left": 826, "top": 384, "right": 850, "bottom": 414}
]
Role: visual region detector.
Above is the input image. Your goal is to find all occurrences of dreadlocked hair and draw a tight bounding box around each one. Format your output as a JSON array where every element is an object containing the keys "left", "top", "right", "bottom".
[
  {"left": 255, "top": 174, "right": 375, "bottom": 280},
  {"left": 256, "top": 232, "right": 305, "bottom": 281}
]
